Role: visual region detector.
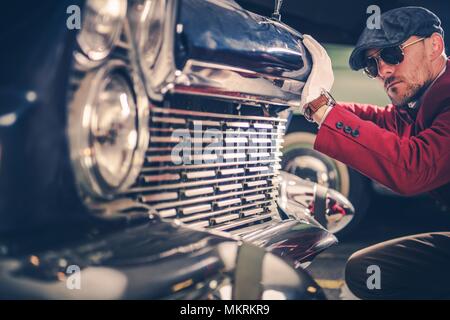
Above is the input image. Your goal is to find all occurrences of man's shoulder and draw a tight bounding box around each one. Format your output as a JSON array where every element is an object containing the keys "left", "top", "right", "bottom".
[{"left": 418, "top": 62, "right": 450, "bottom": 123}]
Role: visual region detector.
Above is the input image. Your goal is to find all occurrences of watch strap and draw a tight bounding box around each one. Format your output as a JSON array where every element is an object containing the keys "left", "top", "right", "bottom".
[{"left": 306, "top": 94, "right": 329, "bottom": 114}]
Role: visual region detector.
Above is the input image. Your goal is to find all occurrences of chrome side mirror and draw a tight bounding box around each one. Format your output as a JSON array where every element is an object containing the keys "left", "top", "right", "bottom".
[{"left": 272, "top": 0, "right": 284, "bottom": 21}]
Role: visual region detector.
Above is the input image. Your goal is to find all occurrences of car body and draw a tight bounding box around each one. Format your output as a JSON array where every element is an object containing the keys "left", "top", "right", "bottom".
[{"left": 0, "top": 0, "right": 354, "bottom": 299}]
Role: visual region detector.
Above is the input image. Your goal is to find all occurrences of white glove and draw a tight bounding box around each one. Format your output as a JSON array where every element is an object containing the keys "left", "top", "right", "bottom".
[{"left": 300, "top": 35, "right": 335, "bottom": 113}]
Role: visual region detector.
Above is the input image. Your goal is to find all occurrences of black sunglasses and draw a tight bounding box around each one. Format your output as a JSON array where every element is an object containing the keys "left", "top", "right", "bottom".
[{"left": 363, "top": 38, "right": 425, "bottom": 78}]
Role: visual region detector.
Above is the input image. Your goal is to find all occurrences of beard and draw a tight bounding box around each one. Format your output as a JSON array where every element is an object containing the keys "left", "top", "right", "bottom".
[{"left": 387, "top": 78, "right": 432, "bottom": 107}]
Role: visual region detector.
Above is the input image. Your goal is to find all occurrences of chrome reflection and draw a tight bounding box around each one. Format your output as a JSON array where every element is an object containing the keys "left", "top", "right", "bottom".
[
  {"left": 77, "top": 0, "right": 128, "bottom": 62},
  {"left": 215, "top": 242, "right": 326, "bottom": 300},
  {"left": 128, "top": 0, "right": 178, "bottom": 101},
  {"left": 278, "top": 170, "right": 355, "bottom": 234},
  {"left": 173, "top": 59, "right": 305, "bottom": 107},
  {"left": 128, "top": 0, "right": 310, "bottom": 107},
  {"left": 285, "top": 155, "right": 334, "bottom": 187},
  {"left": 241, "top": 217, "right": 337, "bottom": 268}
]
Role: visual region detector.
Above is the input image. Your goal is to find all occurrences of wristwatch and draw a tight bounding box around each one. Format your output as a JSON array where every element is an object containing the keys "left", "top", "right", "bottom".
[{"left": 303, "top": 89, "right": 336, "bottom": 123}]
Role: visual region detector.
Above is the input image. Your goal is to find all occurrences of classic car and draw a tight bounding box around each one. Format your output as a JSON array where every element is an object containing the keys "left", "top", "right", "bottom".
[{"left": 0, "top": 0, "right": 354, "bottom": 299}]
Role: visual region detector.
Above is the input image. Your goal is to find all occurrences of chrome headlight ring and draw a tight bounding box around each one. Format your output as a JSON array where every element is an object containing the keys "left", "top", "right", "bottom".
[
  {"left": 131, "top": 0, "right": 165, "bottom": 68},
  {"left": 76, "top": 0, "right": 128, "bottom": 64},
  {"left": 68, "top": 59, "right": 149, "bottom": 201},
  {"left": 128, "top": 0, "right": 177, "bottom": 100}
]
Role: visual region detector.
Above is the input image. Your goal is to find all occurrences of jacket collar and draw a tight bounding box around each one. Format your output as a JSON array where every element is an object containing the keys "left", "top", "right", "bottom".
[
  {"left": 407, "top": 60, "right": 447, "bottom": 110},
  {"left": 400, "top": 58, "right": 450, "bottom": 121},
  {"left": 412, "top": 58, "right": 450, "bottom": 126}
]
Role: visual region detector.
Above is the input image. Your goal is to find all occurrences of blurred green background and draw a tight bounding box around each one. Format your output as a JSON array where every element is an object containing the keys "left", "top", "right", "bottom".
[{"left": 325, "top": 43, "right": 390, "bottom": 106}]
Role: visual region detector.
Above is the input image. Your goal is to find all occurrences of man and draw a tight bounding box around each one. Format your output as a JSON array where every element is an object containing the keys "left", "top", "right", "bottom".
[{"left": 300, "top": 7, "right": 450, "bottom": 299}]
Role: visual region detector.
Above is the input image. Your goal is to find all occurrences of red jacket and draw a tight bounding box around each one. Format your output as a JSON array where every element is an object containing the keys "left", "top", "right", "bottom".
[{"left": 314, "top": 59, "right": 450, "bottom": 207}]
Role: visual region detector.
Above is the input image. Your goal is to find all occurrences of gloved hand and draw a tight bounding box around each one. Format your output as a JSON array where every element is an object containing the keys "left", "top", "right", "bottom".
[{"left": 300, "top": 35, "right": 335, "bottom": 113}]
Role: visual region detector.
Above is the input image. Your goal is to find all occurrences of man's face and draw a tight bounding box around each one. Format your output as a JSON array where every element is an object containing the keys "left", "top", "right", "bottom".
[{"left": 366, "top": 36, "right": 434, "bottom": 107}]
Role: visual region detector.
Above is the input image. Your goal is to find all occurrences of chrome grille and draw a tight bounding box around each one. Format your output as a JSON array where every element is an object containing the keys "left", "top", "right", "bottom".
[
  {"left": 69, "top": 23, "right": 286, "bottom": 233},
  {"left": 124, "top": 104, "right": 286, "bottom": 232}
]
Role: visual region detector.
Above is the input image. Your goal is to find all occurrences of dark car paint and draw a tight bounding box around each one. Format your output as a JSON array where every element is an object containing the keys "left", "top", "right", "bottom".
[
  {"left": 177, "top": 0, "right": 312, "bottom": 81},
  {"left": 0, "top": 0, "right": 85, "bottom": 234},
  {"left": 0, "top": 218, "right": 326, "bottom": 299}
]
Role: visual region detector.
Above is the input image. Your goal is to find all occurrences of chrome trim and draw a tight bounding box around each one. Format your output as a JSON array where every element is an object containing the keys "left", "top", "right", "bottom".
[
  {"left": 180, "top": 200, "right": 272, "bottom": 224},
  {"left": 218, "top": 183, "right": 243, "bottom": 192},
  {"left": 142, "top": 192, "right": 178, "bottom": 202},
  {"left": 213, "top": 214, "right": 240, "bottom": 224},
  {"left": 128, "top": 0, "right": 179, "bottom": 101},
  {"left": 181, "top": 204, "right": 212, "bottom": 215},
  {"left": 150, "top": 105, "right": 288, "bottom": 122},
  {"left": 127, "top": 173, "right": 276, "bottom": 193},
  {"left": 141, "top": 159, "right": 280, "bottom": 173},
  {"left": 184, "top": 187, "right": 214, "bottom": 198},
  {"left": 244, "top": 194, "right": 266, "bottom": 202},
  {"left": 239, "top": 215, "right": 337, "bottom": 268},
  {"left": 159, "top": 208, "right": 177, "bottom": 218},
  {"left": 129, "top": 0, "right": 307, "bottom": 106},
  {"left": 242, "top": 208, "right": 264, "bottom": 217},
  {"left": 146, "top": 186, "right": 275, "bottom": 209},
  {"left": 219, "top": 168, "right": 245, "bottom": 176},
  {"left": 285, "top": 155, "right": 336, "bottom": 187},
  {"left": 185, "top": 170, "right": 216, "bottom": 179},
  {"left": 214, "top": 213, "right": 273, "bottom": 232},
  {"left": 216, "top": 198, "right": 241, "bottom": 208},
  {"left": 75, "top": 0, "right": 128, "bottom": 66},
  {"left": 278, "top": 171, "right": 355, "bottom": 234},
  {"left": 271, "top": 0, "right": 284, "bottom": 21},
  {"left": 172, "top": 60, "right": 305, "bottom": 107},
  {"left": 262, "top": 17, "right": 304, "bottom": 40}
]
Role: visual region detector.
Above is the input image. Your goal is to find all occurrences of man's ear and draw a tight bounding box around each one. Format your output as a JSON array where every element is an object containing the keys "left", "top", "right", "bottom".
[{"left": 428, "top": 33, "right": 445, "bottom": 60}]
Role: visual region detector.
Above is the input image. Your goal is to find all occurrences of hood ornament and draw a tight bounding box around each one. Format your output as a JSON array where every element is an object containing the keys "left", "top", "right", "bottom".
[{"left": 272, "top": 0, "right": 284, "bottom": 21}]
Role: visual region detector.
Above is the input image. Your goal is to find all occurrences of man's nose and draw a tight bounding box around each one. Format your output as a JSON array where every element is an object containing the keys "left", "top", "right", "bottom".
[{"left": 377, "top": 59, "right": 395, "bottom": 79}]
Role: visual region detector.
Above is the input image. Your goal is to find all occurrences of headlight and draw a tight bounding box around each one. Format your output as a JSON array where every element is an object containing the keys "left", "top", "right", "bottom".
[
  {"left": 129, "top": 0, "right": 169, "bottom": 97},
  {"left": 134, "top": 0, "right": 165, "bottom": 68},
  {"left": 77, "top": 0, "right": 128, "bottom": 61},
  {"left": 69, "top": 60, "right": 149, "bottom": 199}
]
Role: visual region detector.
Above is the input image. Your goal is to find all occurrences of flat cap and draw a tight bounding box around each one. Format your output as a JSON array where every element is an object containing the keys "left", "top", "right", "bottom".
[{"left": 349, "top": 6, "right": 444, "bottom": 70}]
